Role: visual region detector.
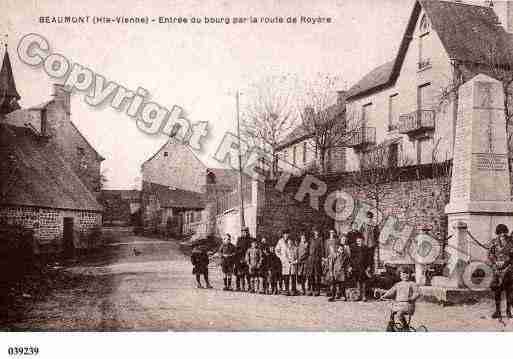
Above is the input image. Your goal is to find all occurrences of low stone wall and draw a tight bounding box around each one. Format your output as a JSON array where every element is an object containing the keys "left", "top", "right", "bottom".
[
  {"left": 257, "top": 163, "right": 452, "bottom": 246},
  {"left": 0, "top": 205, "right": 102, "bottom": 253}
]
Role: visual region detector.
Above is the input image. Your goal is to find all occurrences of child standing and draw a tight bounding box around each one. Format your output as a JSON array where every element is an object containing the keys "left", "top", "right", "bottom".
[
  {"left": 246, "top": 240, "right": 263, "bottom": 293},
  {"left": 352, "top": 233, "right": 372, "bottom": 301},
  {"left": 191, "top": 245, "right": 212, "bottom": 289},
  {"left": 218, "top": 233, "right": 236, "bottom": 291},
  {"left": 285, "top": 237, "right": 299, "bottom": 296},
  {"left": 260, "top": 244, "right": 271, "bottom": 294},
  {"left": 297, "top": 232, "right": 310, "bottom": 295},
  {"left": 268, "top": 246, "right": 282, "bottom": 295},
  {"left": 326, "top": 243, "right": 350, "bottom": 302},
  {"left": 380, "top": 266, "right": 420, "bottom": 329}
]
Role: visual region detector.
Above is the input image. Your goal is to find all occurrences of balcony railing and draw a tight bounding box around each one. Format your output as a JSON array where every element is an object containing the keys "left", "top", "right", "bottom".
[
  {"left": 398, "top": 110, "right": 435, "bottom": 136},
  {"left": 345, "top": 126, "right": 376, "bottom": 149}
]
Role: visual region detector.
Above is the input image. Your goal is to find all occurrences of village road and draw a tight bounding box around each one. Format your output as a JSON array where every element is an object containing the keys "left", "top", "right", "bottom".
[{"left": 5, "top": 233, "right": 513, "bottom": 331}]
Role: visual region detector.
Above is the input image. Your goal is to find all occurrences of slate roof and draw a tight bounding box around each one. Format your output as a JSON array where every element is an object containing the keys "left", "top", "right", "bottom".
[
  {"left": 346, "top": 0, "right": 513, "bottom": 101},
  {"left": 144, "top": 182, "right": 205, "bottom": 210},
  {"left": 0, "top": 124, "right": 103, "bottom": 212},
  {"left": 0, "top": 48, "right": 21, "bottom": 114},
  {"left": 346, "top": 61, "right": 395, "bottom": 100}
]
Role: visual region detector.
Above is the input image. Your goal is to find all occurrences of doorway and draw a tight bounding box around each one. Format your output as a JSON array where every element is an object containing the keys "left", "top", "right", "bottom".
[{"left": 63, "top": 217, "right": 75, "bottom": 256}]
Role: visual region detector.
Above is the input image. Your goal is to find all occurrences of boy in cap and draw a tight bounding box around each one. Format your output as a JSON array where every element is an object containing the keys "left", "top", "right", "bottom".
[
  {"left": 380, "top": 266, "right": 420, "bottom": 329},
  {"left": 218, "top": 233, "right": 236, "bottom": 291}
]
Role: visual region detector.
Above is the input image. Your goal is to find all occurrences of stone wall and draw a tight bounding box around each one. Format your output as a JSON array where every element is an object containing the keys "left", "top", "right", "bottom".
[
  {"left": 0, "top": 205, "right": 102, "bottom": 253},
  {"left": 257, "top": 163, "right": 452, "bottom": 247}
]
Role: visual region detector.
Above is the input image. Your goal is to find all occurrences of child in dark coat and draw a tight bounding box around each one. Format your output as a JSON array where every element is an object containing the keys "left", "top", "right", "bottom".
[
  {"left": 260, "top": 244, "right": 271, "bottom": 294},
  {"left": 191, "top": 245, "right": 212, "bottom": 289},
  {"left": 218, "top": 234, "right": 236, "bottom": 291},
  {"left": 267, "top": 246, "right": 282, "bottom": 295}
]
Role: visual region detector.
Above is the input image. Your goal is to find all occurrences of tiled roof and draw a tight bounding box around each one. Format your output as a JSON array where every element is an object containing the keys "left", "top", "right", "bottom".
[
  {"left": 144, "top": 182, "right": 205, "bottom": 209},
  {"left": 0, "top": 124, "right": 103, "bottom": 211},
  {"left": 346, "top": 0, "right": 513, "bottom": 101}
]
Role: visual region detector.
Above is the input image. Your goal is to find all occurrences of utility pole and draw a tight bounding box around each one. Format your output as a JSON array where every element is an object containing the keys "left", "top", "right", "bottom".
[{"left": 236, "top": 90, "right": 246, "bottom": 233}]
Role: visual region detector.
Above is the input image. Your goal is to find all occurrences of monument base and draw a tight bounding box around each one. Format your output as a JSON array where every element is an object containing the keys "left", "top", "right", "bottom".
[{"left": 419, "top": 284, "right": 492, "bottom": 305}]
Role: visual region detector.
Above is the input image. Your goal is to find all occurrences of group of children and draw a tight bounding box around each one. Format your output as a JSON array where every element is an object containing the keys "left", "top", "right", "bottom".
[
  {"left": 191, "top": 225, "right": 421, "bottom": 327},
  {"left": 194, "top": 225, "right": 377, "bottom": 302}
]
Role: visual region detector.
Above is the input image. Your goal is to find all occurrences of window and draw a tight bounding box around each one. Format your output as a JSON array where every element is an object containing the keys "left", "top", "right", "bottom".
[
  {"left": 389, "top": 94, "right": 399, "bottom": 130},
  {"left": 418, "top": 15, "right": 431, "bottom": 70},
  {"left": 163, "top": 151, "right": 169, "bottom": 157},
  {"left": 293, "top": 145, "right": 297, "bottom": 165},
  {"left": 418, "top": 83, "right": 431, "bottom": 111},
  {"left": 362, "top": 103, "right": 372, "bottom": 125},
  {"left": 303, "top": 142, "right": 307, "bottom": 164}
]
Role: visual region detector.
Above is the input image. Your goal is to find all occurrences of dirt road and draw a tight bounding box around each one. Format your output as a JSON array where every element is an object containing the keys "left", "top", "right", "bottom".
[{"left": 4, "top": 234, "right": 513, "bottom": 331}]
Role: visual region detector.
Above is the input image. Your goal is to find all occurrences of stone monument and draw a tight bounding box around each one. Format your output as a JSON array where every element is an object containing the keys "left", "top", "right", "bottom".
[{"left": 439, "top": 73, "right": 513, "bottom": 288}]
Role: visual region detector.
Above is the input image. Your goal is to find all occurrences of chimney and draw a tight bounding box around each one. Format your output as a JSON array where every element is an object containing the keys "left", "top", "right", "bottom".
[{"left": 52, "top": 83, "right": 70, "bottom": 114}]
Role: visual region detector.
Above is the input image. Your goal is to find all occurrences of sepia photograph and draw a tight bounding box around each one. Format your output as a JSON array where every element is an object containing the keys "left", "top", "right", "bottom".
[{"left": 2, "top": 0, "right": 513, "bottom": 353}]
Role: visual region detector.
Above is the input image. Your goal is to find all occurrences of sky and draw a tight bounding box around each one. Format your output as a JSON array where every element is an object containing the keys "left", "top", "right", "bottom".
[{"left": 1, "top": 0, "right": 418, "bottom": 189}]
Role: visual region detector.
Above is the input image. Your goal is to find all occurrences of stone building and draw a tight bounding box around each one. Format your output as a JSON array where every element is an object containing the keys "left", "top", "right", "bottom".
[
  {"left": 140, "top": 181, "right": 205, "bottom": 236},
  {"left": 0, "top": 46, "right": 103, "bottom": 253},
  {"left": 99, "top": 190, "right": 141, "bottom": 226}
]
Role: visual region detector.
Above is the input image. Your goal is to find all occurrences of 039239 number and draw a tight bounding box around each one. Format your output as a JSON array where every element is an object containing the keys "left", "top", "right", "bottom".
[{"left": 7, "top": 347, "right": 39, "bottom": 356}]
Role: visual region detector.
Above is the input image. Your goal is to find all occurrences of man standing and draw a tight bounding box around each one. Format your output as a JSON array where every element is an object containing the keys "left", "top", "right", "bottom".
[
  {"left": 361, "top": 211, "right": 379, "bottom": 273},
  {"left": 306, "top": 227, "right": 325, "bottom": 296},
  {"left": 488, "top": 224, "right": 513, "bottom": 319},
  {"left": 352, "top": 233, "right": 372, "bottom": 301}
]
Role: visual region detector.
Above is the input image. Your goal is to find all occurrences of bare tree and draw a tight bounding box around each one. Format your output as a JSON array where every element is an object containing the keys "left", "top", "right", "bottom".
[
  {"left": 296, "top": 74, "right": 350, "bottom": 174},
  {"left": 240, "top": 75, "right": 296, "bottom": 173}
]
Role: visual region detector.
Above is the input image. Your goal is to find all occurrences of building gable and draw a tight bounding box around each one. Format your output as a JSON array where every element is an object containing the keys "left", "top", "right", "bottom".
[
  {"left": 347, "top": 0, "right": 513, "bottom": 102},
  {"left": 141, "top": 138, "right": 207, "bottom": 193}
]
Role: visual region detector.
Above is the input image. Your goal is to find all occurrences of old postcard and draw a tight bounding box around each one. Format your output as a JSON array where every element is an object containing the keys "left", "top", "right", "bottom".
[{"left": 2, "top": 0, "right": 513, "bottom": 353}]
